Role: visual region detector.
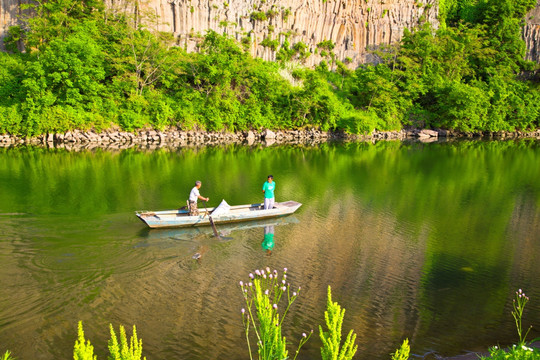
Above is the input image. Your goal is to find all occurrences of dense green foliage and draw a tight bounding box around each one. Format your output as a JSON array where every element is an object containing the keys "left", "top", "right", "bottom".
[
  {"left": 341, "top": 0, "right": 540, "bottom": 133},
  {"left": 0, "top": 0, "right": 538, "bottom": 136}
]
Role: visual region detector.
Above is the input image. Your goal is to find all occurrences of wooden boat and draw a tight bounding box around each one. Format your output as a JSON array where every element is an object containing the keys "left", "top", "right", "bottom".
[{"left": 136, "top": 200, "right": 302, "bottom": 229}]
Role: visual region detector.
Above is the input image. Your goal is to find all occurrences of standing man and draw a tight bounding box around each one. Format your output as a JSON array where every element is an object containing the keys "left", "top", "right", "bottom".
[
  {"left": 262, "top": 175, "right": 275, "bottom": 210},
  {"left": 189, "top": 180, "right": 209, "bottom": 216}
]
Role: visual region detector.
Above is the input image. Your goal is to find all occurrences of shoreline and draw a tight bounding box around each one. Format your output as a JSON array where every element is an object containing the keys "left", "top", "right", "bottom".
[{"left": 0, "top": 128, "right": 539, "bottom": 150}]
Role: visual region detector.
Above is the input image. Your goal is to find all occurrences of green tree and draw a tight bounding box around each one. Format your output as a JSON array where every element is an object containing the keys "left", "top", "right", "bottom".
[
  {"left": 23, "top": 25, "right": 106, "bottom": 107},
  {"left": 345, "top": 64, "right": 408, "bottom": 129},
  {"left": 19, "top": 0, "right": 104, "bottom": 53},
  {"left": 431, "top": 81, "right": 491, "bottom": 131},
  {"left": 16, "top": 24, "right": 106, "bottom": 135}
]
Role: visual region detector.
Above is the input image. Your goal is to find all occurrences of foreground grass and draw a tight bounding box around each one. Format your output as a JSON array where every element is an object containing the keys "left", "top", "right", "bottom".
[
  {"left": 480, "top": 290, "right": 540, "bottom": 360},
  {"left": 1, "top": 285, "right": 538, "bottom": 359}
]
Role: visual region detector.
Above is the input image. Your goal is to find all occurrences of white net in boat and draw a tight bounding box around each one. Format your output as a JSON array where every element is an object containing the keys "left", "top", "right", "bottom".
[{"left": 211, "top": 199, "right": 231, "bottom": 216}]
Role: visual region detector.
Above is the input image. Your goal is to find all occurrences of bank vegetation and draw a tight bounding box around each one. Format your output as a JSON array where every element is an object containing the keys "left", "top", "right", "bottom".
[{"left": 0, "top": 0, "right": 539, "bottom": 137}]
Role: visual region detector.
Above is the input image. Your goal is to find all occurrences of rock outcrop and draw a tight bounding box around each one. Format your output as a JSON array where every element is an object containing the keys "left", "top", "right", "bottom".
[
  {"left": 3, "top": 0, "right": 439, "bottom": 66},
  {"left": 2, "top": 127, "right": 540, "bottom": 150},
  {"left": 0, "top": 0, "right": 32, "bottom": 50},
  {"left": 104, "top": 0, "right": 439, "bottom": 67},
  {"left": 1, "top": 0, "right": 540, "bottom": 66},
  {"left": 524, "top": 1, "right": 540, "bottom": 63}
]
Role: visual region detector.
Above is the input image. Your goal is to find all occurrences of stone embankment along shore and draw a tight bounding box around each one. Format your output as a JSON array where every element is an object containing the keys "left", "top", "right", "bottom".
[{"left": 1, "top": 128, "right": 540, "bottom": 148}]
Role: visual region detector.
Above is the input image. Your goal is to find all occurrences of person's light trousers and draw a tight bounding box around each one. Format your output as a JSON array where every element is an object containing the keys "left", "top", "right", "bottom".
[{"left": 264, "top": 197, "right": 275, "bottom": 210}]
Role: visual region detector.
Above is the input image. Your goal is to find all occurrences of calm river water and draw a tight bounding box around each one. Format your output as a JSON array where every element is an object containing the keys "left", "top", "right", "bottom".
[{"left": 0, "top": 139, "right": 539, "bottom": 360}]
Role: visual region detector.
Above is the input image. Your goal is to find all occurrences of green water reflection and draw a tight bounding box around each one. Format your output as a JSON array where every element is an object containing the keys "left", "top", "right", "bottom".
[{"left": 0, "top": 140, "right": 539, "bottom": 359}]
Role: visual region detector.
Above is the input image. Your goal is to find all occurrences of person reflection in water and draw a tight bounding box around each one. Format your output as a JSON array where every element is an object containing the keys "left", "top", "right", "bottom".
[{"left": 262, "top": 225, "right": 275, "bottom": 255}]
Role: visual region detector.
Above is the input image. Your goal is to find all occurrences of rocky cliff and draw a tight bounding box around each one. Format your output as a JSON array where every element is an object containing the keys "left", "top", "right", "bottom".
[
  {"left": 0, "top": 0, "right": 31, "bottom": 47},
  {"left": 105, "top": 0, "right": 439, "bottom": 67},
  {"left": 1, "top": 0, "right": 539, "bottom": 65},
  {"left": 524, "top": 1, "right": 540, "bottom": 63},
  {"left": 2, "top": 0, "right": 438, "bottom": 66}
]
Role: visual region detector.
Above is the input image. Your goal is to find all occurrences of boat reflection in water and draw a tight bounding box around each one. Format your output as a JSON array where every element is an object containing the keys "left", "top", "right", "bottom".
[
  {"left": 135, "top": 216, "right": 298, "bottom": 251},
  {"left": 142, "top": 215, "right": 297, "bottom": 239},
  {"left": 136, "top": 216, "right": 298, "bottom": 264}
]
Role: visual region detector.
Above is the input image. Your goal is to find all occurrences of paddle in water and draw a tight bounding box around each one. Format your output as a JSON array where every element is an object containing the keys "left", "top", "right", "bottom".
[{"left": 204, "top": 201, "right": 233, "bottom": 240}]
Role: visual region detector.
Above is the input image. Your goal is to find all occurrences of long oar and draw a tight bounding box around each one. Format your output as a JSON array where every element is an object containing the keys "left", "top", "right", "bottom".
[{"left": 204, "top": 201, "right": 221, "bottom": 239}]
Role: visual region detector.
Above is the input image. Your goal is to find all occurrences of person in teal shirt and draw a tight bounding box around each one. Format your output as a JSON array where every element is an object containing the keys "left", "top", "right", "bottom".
[{"left": 262, "top": 175, "right": 275, "bottom": 210}]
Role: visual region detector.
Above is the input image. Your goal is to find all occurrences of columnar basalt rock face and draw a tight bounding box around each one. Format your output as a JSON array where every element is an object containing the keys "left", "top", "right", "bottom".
[
  {"left": 0, "top": 0, "right": 32, "bottom": 49},
  {"left": 2, "top": 0, "right": 540, "bottom": 66},
  {"left": 2, "top": 0, "right": 439, "bottom": 66},
  {"left": 524, "top": 1, "right": 540, "bottom": 63},
  {"left": 105, "top": 0, "right": 439, "bottom": 67}
]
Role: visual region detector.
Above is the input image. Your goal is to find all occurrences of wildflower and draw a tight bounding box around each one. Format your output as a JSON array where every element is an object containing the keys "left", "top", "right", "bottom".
[
  {"left": 255, "top": 269, "right": 261, "bottom": 276},
  {"left": 282, "top": 286, "right": 286, "bottom": 291},
  {"left": 266, "top": 267, "right": 271, "bottom": 273},
  {"left": 241, "top": 308, "right": 245, "bottom": 314},
  {"left": 273, "top": 269, "right": 278, "bottom": 276},
  {"left": 269, "top": 274, "right": 273, "bottom": 279},
  {"left": 283, "top": 274, "right": 287, "bottom": 279},
  {"left": 282, "top": 280, "right": 286, "bottom": 284},
  {"left": 239, "top": 281, "right": 244, "bottom": 287},
  {"left": 265, "top": 290, "right": 269, "bottom": 295},
  {"left": 293, "top": 292, "right": 297, "bottom": 296},
  {"left": 302, "top": 333, "right": 306, "bottom": 337},
  {"left": 249, "top": 273, "right": 254, "bottom": 279},
  {"left": 244, "top": 289, "right": 248, "bottom": 293},
  {"left": 273, "top": 304, "right": 278, "bottom": 310},
  {"left": 248, "top": 282, "right": 252, "bottom": 287},
  {"left": 284, "top": 267, "right": 288, "bottom": 272},
  {"left": 263, "top": 274, "right": 267, "bottom": 279}
]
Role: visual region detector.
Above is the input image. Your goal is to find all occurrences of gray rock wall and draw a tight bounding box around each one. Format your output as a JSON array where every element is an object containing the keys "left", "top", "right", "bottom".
[
  {"left": 524, "top": 0, "right": 540, "bottom": 63},
  {"left": 105, "top": 0, "right": 439, "bottom": 67},
  {"left": 3, "top": 0, "right": 438, "bottom": 66},
  {"left": 1, "top": 0, "right": 540, "bottom": 66},
  {"left": 0, "top": 0, "right": 32, "bottom": 50}
]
